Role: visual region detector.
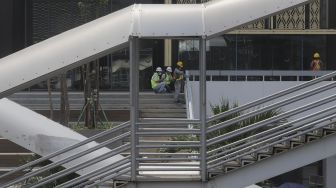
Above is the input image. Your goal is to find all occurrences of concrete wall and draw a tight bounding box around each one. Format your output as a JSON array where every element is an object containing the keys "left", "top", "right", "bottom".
[
  {"left": 324, "top": 156, "right": 336, "bottom": 188},
  {"left": 190, "top": 81, "right": 336, "bottom": 119}
]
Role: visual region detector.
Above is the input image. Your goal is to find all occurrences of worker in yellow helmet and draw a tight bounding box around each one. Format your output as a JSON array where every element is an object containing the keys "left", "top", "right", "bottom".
[
  {"left": 310, "top": 52, "right": 323, "bottom": 78},
  {"left": 173, "top": 61, "right": 184, "bottom": 103}
]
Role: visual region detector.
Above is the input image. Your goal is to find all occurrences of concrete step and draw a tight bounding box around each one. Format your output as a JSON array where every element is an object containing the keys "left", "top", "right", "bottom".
[
  {"left": 140, "top": 113, "right": 187, "bottom": 118},
  {"left": 140, "top": 109, "right": 186, "bottom": 113}
]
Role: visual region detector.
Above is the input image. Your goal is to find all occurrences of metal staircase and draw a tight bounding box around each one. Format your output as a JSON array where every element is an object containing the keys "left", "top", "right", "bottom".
[
  {"left": 0, "top": 0, "right": 323, "bottom": 187},
  {"left": 2, "top": 73, "right": 336, "bottom": 187}
]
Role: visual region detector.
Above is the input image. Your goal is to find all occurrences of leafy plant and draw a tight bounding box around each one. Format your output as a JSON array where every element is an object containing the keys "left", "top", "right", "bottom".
[
  {"left": 166, "top": 98, "right": 283, "bottom": 153},
  {"left": 19, "top": 154, "right": 78, "bottom": 187},
  {"left": 207, "top": 98, "right": 283, "bottom": 150}
]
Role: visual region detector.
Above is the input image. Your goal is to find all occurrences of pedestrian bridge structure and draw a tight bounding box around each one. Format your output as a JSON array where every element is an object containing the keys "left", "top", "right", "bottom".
[{"left": 3, "top": 0, "right": 336, "bottom": 187}]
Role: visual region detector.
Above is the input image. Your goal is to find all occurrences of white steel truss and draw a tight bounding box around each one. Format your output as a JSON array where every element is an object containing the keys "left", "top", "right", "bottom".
[{"left": 0, "top": 0, "right": 314, "bottom": 187}]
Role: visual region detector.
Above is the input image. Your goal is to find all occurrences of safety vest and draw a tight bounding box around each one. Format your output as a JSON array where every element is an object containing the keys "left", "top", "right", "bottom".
[
  {"left": 164, "top": 73, "right": 173, "bottom": 85},
  {"left": 151, "top": 73, "right": 160, "bottom": 89}
]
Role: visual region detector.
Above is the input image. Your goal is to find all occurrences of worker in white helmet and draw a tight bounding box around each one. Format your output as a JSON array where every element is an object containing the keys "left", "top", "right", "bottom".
[
  {"left": 151, "top": 67, "right": 166, "bottom": 93},
  {"left": 164, "top": 66, "right": 174, "bottom": 92}
]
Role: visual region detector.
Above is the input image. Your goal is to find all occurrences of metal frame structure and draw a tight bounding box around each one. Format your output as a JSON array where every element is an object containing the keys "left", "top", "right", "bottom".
[
  {"left": 1, "top": 0, "right": 328, "bottom": 187},
  {"left": 0, "top": 0, "right": 310, "bottom": 98}
]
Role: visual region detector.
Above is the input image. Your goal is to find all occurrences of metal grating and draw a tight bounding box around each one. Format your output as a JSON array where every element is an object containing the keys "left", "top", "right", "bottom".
[
  {"left": 32, "top": 0, "right": 110, "bottom": 44},
  {"left": 275, "top": 5, "right": 305, "bottom": 29},
  {"left": 241, "top": 19, "right": 266, "bottom": 30},
  {"left": 309, "top": 0, "right": 320, "bottom": 29},
  {"left": 241, "top": 0, "right": 321, "bottom": 30}
]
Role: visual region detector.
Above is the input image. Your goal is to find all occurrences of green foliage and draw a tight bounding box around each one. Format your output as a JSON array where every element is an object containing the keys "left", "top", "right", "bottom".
[
  {"left": 70, "top": 122, "right": 116, "bottom": 131},
  {"left": 19, "top": 154, "right": 78, "bottom": 187},
  {"left": 208, "top": 99, "right": 241, "bottom": 140},
  {"left": 166, "top": 98, "right": 283, "bottom": 153},
  {"left": 208, "top": 98, "right": 282, "bottom": 150}
]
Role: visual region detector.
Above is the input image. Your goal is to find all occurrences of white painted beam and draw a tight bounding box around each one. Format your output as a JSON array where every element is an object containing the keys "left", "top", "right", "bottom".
[{"left": 0, "top": 98, "right": 124, "bottom": 175}]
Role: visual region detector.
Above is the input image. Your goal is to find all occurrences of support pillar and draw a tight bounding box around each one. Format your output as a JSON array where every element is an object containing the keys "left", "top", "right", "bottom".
[
  {"left": 199, "top": 37, "right": 207, "bottom": 182},
  {"left": 164, "top": 39, "right": 172, "bottom": 67},
  {"left": 129, "top": 37, "right": 139, "bottom": 182},
  {"left": 324, "top": 156, "right": 336, "bottom": 188},
  {"left": 164, "top": 0, "right": 172, "bottom": 67}
]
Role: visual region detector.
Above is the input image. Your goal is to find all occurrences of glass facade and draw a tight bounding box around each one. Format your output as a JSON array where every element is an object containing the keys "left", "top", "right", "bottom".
[
  {"left": 0, "top": 0, "right": 335, "bottom": 91},
  {"left": 177, "top": 35, "right": 336, "bottom": 71}
]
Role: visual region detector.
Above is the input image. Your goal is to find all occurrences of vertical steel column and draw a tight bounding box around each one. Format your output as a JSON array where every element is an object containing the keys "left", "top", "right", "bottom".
[
  {"left": 199, "top": 37, "right": 207, "bottom": 181},
  {"left": 129, "top": 36, "right": 139, "bottom": 182}
]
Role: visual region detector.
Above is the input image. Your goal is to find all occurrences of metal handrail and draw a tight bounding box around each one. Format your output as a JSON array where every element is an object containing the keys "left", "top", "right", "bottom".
[
  {"left": 138, "top": 167, "right": 201, "bottom": 171},
  {"left": 0, "top": 132, "right": 130, "bottom": 187},
  {"left": 207, "top": 108, "right": 336, "bottom": 165},
  {"left": 136, "top": 130, "right": 200, "bottom": 135},
  {"left": 188, "top": 70, "right": 334, "bottom": 81},
  {"left": 137, "top": 158, "right": 201, "bottom": 161},
  {"left": 55, "top": 157, "right": 131, "bottom": 188},
  {"left": 78, "top": 167, "right": 131, "bottom": 188},
  {"left": 207, "top": 93, "right": 336, "bottom": 146},
  {"left": 204, "top": 71, "right": 336, "bottom": 174},
  {"left": 0, "top": 121, "right": 130, "bottom": 181},
  {"left": 138, "top": 118, "right": 200, "bottom": 125},
  {"left": 207, "top": 115, "right": 336, "bottom": 169},
  {"left": 185, "top": 70, "right": 195, "bottom": 121},
  {"left": 207, "top": 104, "right": 336, "bottom": 160},
  {"left": 207, "top": 80, "right": 336, "bottom": 134},
  {"left": 4, "top": 74, "right": 336, "bottom": 186},
  {"left": 29, "top": 144, "right": 131, "bottom": 188},
  {"left": 138, "top": 163, "right": 200, "bottom": 166},
  {"left": 207, "top": 71, "right": 336, "bottom": 123}
]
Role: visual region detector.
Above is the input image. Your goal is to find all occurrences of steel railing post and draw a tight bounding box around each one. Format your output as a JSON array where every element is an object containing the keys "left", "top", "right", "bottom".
[
  {"left": 199, "top": 37, "right": 207, "bottom": 181},
  {"left": 129, "top": 36, "right": 139, "bottom": 182}
]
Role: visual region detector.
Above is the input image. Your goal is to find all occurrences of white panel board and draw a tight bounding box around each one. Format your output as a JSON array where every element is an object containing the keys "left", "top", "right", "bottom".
[{"left": 138, "top": 4, "right": 204, "bottom": 37}]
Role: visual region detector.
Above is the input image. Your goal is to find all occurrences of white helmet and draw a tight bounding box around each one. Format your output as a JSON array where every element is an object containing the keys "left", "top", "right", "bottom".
[
  {"left": 166, "top": 66, "right": 172, "bottom": 72},
  {"left": 156, "top": 67, "right": 162, "bottom": 72}
]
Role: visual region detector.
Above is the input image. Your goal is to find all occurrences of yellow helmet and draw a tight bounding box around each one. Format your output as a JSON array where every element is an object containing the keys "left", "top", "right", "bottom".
[
  {"left": 177, "top": 61, "right": 183, "bottom": 68},
  {"left": 313, "top": 53, "right": 320, "bottom": 59}
]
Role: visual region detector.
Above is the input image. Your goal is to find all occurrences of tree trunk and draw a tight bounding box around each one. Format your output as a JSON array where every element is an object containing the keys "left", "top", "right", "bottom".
[
  {"left": 84, "top": 63, "right": 93, "bottom": 128},
  {"left": 83, "top": 60, "right": 100, "bottom": 129},
  {"left": 94, "top": 60, "right": 100, "bottom": 126},
  {"left": 59, "top": 73, "right": 70, "bottom": 126},
  {"left": 47, "top": 78, "right": 54, "bottom": 120}
]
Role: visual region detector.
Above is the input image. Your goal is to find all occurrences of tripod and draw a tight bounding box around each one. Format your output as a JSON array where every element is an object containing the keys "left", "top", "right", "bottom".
[{"left": 76, "top": 89, "right": 109, "bottom": 129}]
